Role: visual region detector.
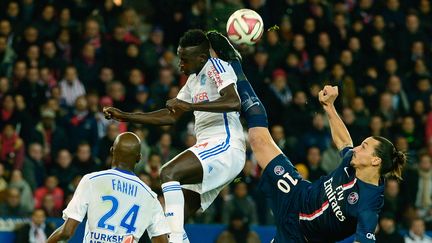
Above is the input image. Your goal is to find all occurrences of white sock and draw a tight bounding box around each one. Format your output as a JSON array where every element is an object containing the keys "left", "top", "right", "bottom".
[
  {"left": 162, "top": 181, "right": 184, "bottom": 243},
  {"left": 182, "top": 230, "right": 190, "bottom": 243}
]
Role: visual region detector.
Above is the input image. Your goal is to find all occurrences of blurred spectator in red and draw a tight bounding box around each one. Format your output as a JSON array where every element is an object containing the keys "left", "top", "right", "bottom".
[
  {"left": 0, "top": 123, "right": 25, "bottom": 171},
  {"left": 41, "top": 194, "right": 61, "bottom": 217},
  {"left": 34, "top": 175, "right": 64, "bottom": 211}
]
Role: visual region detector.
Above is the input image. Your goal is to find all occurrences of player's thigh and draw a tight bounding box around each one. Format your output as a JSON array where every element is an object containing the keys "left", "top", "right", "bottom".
[
  {"left": 160, "top": 150, "right": 203, "bottom": 184},
  {"left": 248, "top": 127, "right": 283, "bottom": 169},
  {"left": 259, "top": 154, "right": 306, "bottom": 217}
]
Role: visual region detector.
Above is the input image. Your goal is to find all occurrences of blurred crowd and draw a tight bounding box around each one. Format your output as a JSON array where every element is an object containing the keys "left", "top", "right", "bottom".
[{"left": 0, "top": 0, "right": 431, "bottom": 241}]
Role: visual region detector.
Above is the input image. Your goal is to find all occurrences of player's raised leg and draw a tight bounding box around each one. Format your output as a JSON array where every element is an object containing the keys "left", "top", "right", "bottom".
[
  {"left": 160, "top": 151, "right": 202, "bottom": 243},
  {"left": 207, "top": 31, "right": 282, "bottom": 169}
]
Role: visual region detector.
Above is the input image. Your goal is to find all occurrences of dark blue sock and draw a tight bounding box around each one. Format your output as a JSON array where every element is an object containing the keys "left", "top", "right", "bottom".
[{"left": 231, "top": 60, "right": 268, "bottom": 128}]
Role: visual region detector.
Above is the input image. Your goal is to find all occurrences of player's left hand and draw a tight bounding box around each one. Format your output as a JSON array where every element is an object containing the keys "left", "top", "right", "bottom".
[{"left": 166, "top": 98, "right": 192, "bottom": 113}]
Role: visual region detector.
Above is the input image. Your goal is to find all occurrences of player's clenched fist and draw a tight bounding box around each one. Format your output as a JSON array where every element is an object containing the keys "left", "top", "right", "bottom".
[
  {"left": 319, "top": 85, "right": 338, "bottom": 106},
  {"left": 166, "top": 98, "right": 192, "bottom": 113},
  {"left": 103, "top": 107, "right": 124, "bottom": 121}
]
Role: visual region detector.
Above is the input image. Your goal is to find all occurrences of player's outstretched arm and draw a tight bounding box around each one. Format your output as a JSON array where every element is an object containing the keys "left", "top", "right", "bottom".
[
  {"left": 319, "top": 85, "right": 353, "bottom": 150},
  {"left": 47, "top": 218, "right": 80, "bottom": 243},
  {"left": 103, "top": 107, "right": 184, "bottom": 125},
  {"left": 166, "top": 83, "right": 240, "bottom": 113},
  {"left": 151, "top": 234, "right": 169, "bottom": 243}
]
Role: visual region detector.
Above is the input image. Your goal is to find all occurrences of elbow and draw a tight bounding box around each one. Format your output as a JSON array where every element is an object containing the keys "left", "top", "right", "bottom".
[
  {"left": 230, "top": 98, "right": 241, "bottom": 112},
  {"left": 59, "top": 228, "right": 73, "bottom": 240}
]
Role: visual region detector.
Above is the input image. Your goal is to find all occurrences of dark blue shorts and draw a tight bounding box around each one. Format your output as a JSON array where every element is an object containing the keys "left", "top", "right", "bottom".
[{"left": 259, "top": 154, "right": 310, "bottom": 243}]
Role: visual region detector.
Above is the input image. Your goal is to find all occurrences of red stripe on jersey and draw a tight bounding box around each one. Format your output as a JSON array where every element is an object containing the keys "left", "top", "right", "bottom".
[
  {"left": 299, "top": 201, "right": 329, "bottom": 221},
  {"left": 342, "top": 178, "right": 357, "bottom": 190}
]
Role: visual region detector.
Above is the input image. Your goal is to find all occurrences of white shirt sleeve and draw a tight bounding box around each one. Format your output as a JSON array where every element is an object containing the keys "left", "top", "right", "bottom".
[
  {"left": 209, "top": 58, "right": 238, "bottom": 93},
  {"left": 176, "top": 79, "right": 192, "bottom": 102},
  {"left": 62, "top": 174, "right": 90, "bottom": 222},
  {"left": 146, "top": 198, "right": 170, "bottom": 238}
]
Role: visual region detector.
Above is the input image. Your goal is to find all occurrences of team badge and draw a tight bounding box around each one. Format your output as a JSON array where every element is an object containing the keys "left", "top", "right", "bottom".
[
  {"left": 274, "top": 165, "right": 285, "bottom": 175},
  {"left": 347, "top": 192, "right": 359, "bottom": 204}
]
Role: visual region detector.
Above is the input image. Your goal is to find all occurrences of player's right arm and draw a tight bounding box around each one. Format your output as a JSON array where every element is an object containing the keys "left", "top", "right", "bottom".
[
  {"left": 103, "top": 107, "right": 184, "bottom": 126},
  {"left": 47, "top": 218, "right": 80, "bottom": 243},
  {"left": 319, "top": 85, "right": 353, "bottom": 150}
]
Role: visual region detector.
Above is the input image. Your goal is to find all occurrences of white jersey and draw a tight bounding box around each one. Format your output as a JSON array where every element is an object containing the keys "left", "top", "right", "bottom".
[
  {"left": 63, "top": 168, "right": 169, "bottom": 243},
  {"left": 177, "top": 58, "right": 246, "bottom": 151}
]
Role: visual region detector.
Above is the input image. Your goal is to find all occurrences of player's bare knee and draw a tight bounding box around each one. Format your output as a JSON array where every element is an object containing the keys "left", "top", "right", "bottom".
[{"left": 160, "top": 165, "right": 178, "bottom": 183}]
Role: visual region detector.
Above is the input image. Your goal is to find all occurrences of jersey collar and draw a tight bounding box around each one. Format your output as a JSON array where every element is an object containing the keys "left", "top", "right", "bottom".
[{"left": 113, "top": 167, "right": 135, "bottom": 175}]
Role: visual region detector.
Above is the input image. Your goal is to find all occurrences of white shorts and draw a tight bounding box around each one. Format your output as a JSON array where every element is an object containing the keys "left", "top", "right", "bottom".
[{"left": 180, "top": 139, "right": 245, "bottom": 211}]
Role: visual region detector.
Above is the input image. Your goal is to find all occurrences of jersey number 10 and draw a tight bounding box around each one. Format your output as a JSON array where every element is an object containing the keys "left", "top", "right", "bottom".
[
  {"left": 97, "top": 195, "right": 140, "bottom": 234},
  {"left": 277, "top": 172, "right": 298, "bottom": 193}
]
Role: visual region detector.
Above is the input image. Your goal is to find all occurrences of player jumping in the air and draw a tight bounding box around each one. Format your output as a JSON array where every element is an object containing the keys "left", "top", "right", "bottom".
[
  {"left": 103, "top": 29, "right": 246, "bottom": 243},
  {"left": 209, "top": 31, "right": 407, "bottom": 243},
  {"left": 47, "top": 132, "right": 169, "bottom": 243}
]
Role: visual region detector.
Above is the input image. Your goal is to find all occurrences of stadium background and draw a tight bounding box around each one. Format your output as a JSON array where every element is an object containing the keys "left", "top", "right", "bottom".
[{"left": 0, "top": 0, "right": 431, "bottom": 242}]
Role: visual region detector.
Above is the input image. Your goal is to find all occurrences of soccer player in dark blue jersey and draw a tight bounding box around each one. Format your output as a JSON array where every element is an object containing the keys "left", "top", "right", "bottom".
[{"left": 207, "top": 31, "right": 407, "bottom": 243}]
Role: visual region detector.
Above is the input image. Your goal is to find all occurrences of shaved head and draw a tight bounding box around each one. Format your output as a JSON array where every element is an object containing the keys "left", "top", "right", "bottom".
[{"left": 112, "top": 132, "right": 141, "bottom": 170}]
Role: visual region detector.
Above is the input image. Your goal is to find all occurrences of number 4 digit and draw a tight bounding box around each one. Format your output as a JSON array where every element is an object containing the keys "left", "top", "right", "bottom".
[{"left": 120, "top": 205, "right": 139, "bottom": 233}]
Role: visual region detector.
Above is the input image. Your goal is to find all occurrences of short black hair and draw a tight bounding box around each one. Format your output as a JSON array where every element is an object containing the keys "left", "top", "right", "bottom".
[{"left": 179, "top": 29, "right": 209, "bottom": 50}]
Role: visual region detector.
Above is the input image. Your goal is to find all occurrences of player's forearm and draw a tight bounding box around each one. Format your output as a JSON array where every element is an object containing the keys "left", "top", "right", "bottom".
[
  {"left": 47, "top": 226, "right": 71, "bottom": 243},
  {"left": 119, "top": 109, "right": 177, "bottom": 125},
  {"left": 323, "top": 104, "right": 353, "bottom": 150},
  {"left": 190, "top": 94, "right": 240, "bottom": 112}
]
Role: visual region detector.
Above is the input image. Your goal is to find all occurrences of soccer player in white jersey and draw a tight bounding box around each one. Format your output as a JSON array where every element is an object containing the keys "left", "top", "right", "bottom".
[
  {"left": 47, "top": 132, "right": 169, "bottom": 243},
  {"left": 103, "top": 29, "right": 246, "bottom": 243}
]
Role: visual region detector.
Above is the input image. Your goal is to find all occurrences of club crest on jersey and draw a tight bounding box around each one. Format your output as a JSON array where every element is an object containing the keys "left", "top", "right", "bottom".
[
  {"left": 200, "top": 74, "right": 206, "bottom": 86},
  {"left": 274, "top": 165, "right": 285, "bottom": 176},
  {"left": 347, "top": 192, "right": 359, "bottom": 204}
]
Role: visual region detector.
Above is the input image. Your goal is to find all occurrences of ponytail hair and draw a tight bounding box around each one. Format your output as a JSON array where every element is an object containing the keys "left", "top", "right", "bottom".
[{"left": 372, "top": 136, "right": 407, "bottom": 180}]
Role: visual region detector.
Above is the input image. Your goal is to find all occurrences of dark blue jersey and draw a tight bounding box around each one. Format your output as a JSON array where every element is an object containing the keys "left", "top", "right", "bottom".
[{"left": 299, "top": 147, "right": 384, "bottom": 242}]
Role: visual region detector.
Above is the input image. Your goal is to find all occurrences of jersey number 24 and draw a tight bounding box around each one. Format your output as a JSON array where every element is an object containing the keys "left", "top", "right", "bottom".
[{"left": 97, "top": 195, "right": 140, "bottom": 234}]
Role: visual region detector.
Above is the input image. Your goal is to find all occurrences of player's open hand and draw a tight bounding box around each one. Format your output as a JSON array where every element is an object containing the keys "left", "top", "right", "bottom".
[
  {"left": 319, "top": 85, "right": 338, "bottom": 106},
  {"left": 166, "top": 98, "right": 192, "bottom": 113},
  {"left": 103, "top": 107, "right": 124, "bottom": 121}
]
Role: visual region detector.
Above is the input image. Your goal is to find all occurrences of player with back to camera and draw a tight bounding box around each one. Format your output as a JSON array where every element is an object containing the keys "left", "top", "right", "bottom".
[
  {"left": 103, "top": 29, "right": 246, "bottom": 243},
  {"left": 208, "top": 31, "right": 407, "bottom": 243},
  {"left": 47, "top": 132, "right": 169, "bottom": 243}
]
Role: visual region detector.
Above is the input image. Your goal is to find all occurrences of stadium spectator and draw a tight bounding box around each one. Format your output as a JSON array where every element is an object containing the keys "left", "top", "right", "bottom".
[
  {"left": 9, "top": 170, "right": 34, "bottom": 213},
  {"left": 376, "top": 212, "right": 405, "bottom": 243},
  {"left": 405, "top": 218, "right": 432, "bottom": 243},
  {"left": 304, "top": 146, "right": 326, "bottom": 182},
  {"left": 0, "top": 123, "right": 25, "bottom": 171},
  {"left": 34, "top": 175, "right": 64, "bottom": 211},
  {"left": 0, "top": 187, "right": 28, "bottom": 217},
  {"left": 222, "top": 181, "right": 258, "bottom": 225},
  {"left": 216, "top": 211, "right": 260, "bottom": 243},
  {"left": 14, "top": 208, "right": 56, "bottom": 243}
]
